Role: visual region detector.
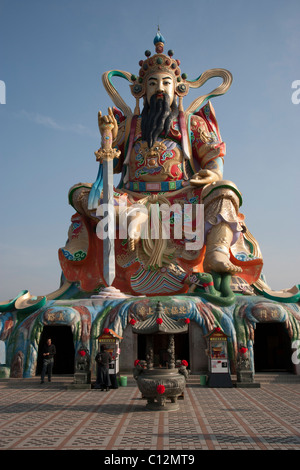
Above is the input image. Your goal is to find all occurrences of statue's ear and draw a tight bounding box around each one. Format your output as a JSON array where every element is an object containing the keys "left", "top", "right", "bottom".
[
  {"left": 175, "top": 81, "right": 189, "bottom": 98},
  {"left": 130, "top": 82, "right": 145, "bottom": 100}
]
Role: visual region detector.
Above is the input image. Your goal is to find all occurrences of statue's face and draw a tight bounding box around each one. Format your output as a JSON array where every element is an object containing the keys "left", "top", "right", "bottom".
[{"left": 146, "top": 72, "right": 175, "bottom": 105}]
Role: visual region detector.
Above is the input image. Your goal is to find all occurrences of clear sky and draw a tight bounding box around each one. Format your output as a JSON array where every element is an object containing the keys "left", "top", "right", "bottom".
[{"left": 0, "top": 0, "right": 299, "bottom": 301}]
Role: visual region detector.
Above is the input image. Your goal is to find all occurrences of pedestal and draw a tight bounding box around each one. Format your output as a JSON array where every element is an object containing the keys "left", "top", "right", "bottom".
[
  {"left": 237, "top": 370, "right": 253, "bottom": 383},
  {"left": 234, "top": 369, "right": 260, "bottom": 388},
  {"left": 68, "top": 371, "right": 92, "bottom": 389},
  {"left": 208, "top": 372, "right": 233, "bottom": 388},
  {"left": 74, "top": 371, "right": 91, "bottom": 384}
]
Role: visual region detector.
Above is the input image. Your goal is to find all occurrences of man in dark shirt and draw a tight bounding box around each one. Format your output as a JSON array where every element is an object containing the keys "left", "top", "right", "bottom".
[
  {"left": 40, "top": 338, "right": 56, "bottom": 384},
  {"left": 95, "top": 345, "right": 112, "bottom": 391}
]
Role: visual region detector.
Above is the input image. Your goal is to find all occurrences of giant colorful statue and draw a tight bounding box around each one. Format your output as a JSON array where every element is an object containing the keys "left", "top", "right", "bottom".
[
  {"left": 59, "top": 31, "right": 264, "bottom": 299},
  {"left": 0, "top": 31, "right": 299, "bottom": 381}
]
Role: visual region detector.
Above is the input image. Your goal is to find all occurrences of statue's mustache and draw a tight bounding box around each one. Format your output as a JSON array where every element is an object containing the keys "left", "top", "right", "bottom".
[{"left": 154, "top": 92, "right": 166, "bottom": 99}]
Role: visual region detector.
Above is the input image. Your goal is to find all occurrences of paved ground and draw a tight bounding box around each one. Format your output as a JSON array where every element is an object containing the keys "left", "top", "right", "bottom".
[{"left": 0, "top": 375, "right": 299, "bottom": 453}]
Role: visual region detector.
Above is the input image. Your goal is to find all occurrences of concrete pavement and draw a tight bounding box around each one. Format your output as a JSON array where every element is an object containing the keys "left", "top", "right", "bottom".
[{"left": 0, "top": 374, "right": 299, "bottom": 452}]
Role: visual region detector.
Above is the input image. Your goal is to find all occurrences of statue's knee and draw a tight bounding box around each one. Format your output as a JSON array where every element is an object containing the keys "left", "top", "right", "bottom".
[{"left": 201, "top": 180, "right": 242, "bottom": 206}]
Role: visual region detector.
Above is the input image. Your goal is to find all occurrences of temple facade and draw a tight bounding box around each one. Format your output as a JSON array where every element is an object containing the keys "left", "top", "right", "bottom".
[{"left": 0, "top": 282, "right": 299, "bottom": 380}]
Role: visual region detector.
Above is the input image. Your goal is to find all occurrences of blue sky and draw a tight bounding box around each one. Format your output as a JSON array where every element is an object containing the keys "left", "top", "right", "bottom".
[{"left": 0, "top": 0, "right": 299, "bottom": 301}]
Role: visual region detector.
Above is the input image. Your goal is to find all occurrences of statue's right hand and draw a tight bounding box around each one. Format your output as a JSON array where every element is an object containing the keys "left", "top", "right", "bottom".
[
  {"left": 190, "top": 169, "right": 220, "bottom": 186},
  {"left": 98, "top": 107, "right": 118, "bottom": 140}
]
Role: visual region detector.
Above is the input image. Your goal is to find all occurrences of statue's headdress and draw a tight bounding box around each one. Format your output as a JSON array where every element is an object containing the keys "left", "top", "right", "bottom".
[
  {"left": 130, "top": 30, "right": 189, "bottom": 101},
  {"left": 102, "top": 30, "right": 232, "bottom": 118}
]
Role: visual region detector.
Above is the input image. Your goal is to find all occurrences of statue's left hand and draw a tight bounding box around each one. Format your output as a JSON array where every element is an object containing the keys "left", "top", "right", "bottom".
[{"left": 190, "top": 169, "right": 220, "bottom": 186}]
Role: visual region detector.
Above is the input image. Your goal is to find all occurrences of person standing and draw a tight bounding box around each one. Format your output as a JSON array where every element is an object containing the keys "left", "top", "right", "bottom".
[
  {"left": 40, "top": 338, "right": 56, "bottom": 384},
  {"left": 95, "top": 344, "right": 112, "bottom": 391}
]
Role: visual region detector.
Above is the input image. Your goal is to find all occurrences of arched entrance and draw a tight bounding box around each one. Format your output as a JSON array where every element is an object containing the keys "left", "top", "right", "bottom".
[
  {"left": 36, "top": 325, "right": 75, "bottom": 375},
  {"left": 254, "top": 322, "right": 293, "bottom": 372}
]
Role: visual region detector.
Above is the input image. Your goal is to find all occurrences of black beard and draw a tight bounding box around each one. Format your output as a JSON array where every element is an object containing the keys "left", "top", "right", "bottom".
[{"left": 141, "top": 93, "right": 179, "bottom": 148}]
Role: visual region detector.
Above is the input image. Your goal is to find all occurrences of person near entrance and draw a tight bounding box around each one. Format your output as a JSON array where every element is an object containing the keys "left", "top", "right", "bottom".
[
  {"left": 95, "top": 344, "right": 112, "bottom": 391},
  {"left": 40, "top": 338, "right": 56, "bottom": 384}
]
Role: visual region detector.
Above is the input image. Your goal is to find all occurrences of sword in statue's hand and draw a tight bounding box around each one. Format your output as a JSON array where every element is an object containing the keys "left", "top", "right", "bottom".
[{"left": 93, "top": 107, "right": 120, "bottom": 287}]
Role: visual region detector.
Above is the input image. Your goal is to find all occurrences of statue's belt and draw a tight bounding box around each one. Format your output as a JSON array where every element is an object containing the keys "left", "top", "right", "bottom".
[{"left": 124, "top": 180, "right": 186, "bottom": 192}]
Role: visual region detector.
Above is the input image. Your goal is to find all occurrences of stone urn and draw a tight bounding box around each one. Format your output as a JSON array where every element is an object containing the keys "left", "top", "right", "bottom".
[{"left": 135, "top": 368, "right": 186, "bottom": 411}]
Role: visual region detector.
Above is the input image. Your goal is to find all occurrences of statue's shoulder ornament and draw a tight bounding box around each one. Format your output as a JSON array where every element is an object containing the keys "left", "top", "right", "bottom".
[{"left": 188, "top": 101, "right": 221, "bottom": 144}]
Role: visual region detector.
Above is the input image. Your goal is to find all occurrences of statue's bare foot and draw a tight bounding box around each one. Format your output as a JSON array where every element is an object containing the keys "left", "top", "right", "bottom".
[{"left": 203, "top": 251, "right": 242, "bottom": 274}]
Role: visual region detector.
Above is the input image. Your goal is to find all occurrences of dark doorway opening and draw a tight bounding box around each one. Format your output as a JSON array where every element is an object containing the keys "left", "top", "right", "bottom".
[
  {"left": 138, "top": 333, "right": 189, "bottom": 367},
  {"left": 254, "top": 322, "right": 293, "bottom": 372},
  {"left": 36, "top": 325, "right": 75, "bottom": 375}
]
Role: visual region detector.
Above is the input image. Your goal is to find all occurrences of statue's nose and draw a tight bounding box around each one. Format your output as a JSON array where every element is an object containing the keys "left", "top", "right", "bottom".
[{"left": 157, "top": 82, "right": 164, "bottom": 92}]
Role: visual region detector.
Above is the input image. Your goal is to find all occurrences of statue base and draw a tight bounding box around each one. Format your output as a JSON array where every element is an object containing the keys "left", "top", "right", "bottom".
[
  {"left": 91, "top": 286, "right": 131, "bottom": 299},
  {"left": 1, "top": 286, "right": 300, "bottom": 381}
]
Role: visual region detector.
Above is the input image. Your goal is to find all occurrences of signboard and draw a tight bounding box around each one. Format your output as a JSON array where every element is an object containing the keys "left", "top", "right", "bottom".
[
  {"left": 98, "top": 337, "right": 117, "bottom": 343},
  {"left": 209, "top": 331, "right": 229, "bottom": 373},
  {"left": 205, "top": 327, "right": 232, "bottom": 387},
  {"left": 211, "top": 359, "right": 228, "bottom": 373}
]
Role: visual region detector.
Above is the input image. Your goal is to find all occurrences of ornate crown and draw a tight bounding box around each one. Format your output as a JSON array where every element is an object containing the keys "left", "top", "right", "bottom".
[
  {"left": 101, "top": 30, "right": 232, "bottom": 118},
  {"left": 130, "top": 30, "right": 189, "bottom": 100}
]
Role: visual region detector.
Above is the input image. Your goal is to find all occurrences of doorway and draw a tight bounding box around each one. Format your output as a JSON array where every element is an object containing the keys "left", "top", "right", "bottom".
[
  {"left": 36, "top": 325, "right": 75, "bottom": 375},
  {"left": 253, "top": 322, "right": 293, "bottom": 372},
  {"left": 138, "top": 333, "right": 189, "bottom": 367}
]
